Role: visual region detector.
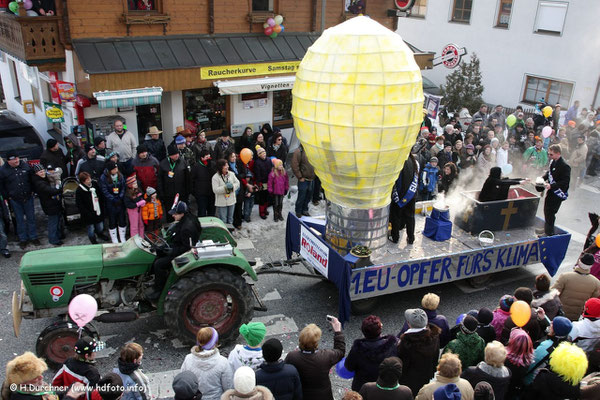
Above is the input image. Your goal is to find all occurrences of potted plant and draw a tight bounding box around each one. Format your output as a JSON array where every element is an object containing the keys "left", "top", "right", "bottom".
[{"left": 350, "top": 245, "right": 373, "bottom": 268}]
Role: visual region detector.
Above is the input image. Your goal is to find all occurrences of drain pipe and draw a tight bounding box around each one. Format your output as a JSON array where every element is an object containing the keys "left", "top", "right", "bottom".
[{"left": 321, "top": 0, "right": 326, "bottom": 32}]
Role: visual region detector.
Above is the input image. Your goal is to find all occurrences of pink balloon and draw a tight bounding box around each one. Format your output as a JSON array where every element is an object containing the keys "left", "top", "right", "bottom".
[
  {"left": 68, "top": 294, "right": 98, "bottom": 328},
  {"left": 24, "top": 0, "right": 33, "bottom": 10},
  {"left": 267, "top": 18, "right": 275, "bottom": 27},
  {"left": 542, "top": 126, "right": 553, "bottom": 138}
]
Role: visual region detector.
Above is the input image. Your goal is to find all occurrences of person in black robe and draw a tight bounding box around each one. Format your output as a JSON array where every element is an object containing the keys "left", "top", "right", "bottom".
[
  {"left": 389, "top": 153, "right": 419, "bottom": 244},
  {"left": 478, "top": 167, "right": 527, "bottom": 202}
]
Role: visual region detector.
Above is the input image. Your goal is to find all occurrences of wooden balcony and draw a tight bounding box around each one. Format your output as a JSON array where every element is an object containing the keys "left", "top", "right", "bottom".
[{"left": 0, "top": 11, "right": 65, "bottom": 70}]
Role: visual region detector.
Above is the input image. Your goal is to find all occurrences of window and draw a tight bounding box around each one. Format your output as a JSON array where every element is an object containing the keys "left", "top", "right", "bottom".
[
  {"left": 9, "top": 60, "right": 22, "bottom": 103},
  {"left": 127, "top": 0, "right": 156, "bottom": 11},
  {"left": 410, "top": 0, "right": 427, "bottom": 18},
  {"left": 273, "top": 90, "right": 292, "bottom": 124},
  {"left": 184, "top": 88, "right": 227, "bottom": 137},
  {"left": 451, "top": 0, "right": 472, "bottom": 23},
  {"left": 496, "top": 0, "right": 513, "bottom": 28},
  {"left": 252, "top": 0, "right": 273, "bottom": 12},
  {"left": 534, "top": 1, "right": 568, "bottom": 35},
  {"left": 522, "top": 75, "right": 573, "bottom": 106}
]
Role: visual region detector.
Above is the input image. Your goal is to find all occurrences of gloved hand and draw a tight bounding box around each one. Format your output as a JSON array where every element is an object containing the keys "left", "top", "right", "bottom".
[
  {"left": 225, "top": 182, "right": 234, "bottom": 191},
  {"left": 136, "top": 200, "right": 146, "bottom": 207}
]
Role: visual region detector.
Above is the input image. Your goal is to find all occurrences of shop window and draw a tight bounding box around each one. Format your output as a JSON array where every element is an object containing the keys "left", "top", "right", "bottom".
[
  {"left": 252, "top": 0, "right": 273, "bottom": 12},
  {"left": 184, "top": 88, "right": 227, "bottom": 137},
  {"left": 522, "top": 75, "right": 573, "bottom": 106},
  {"left": 410, "top": 0, "right": 427, "bottom": 18},
  {"left": 273, "top": 90, "right": 292, "bottom": 125},
  {"left": 451, "top": 0, "right": 472, "bottom": 23},
  {"left": 495, "top": 0, "right": 512, "bottom": 28},
  {"left": 534, "top": 1, "right": 568, "bottom": 35}
]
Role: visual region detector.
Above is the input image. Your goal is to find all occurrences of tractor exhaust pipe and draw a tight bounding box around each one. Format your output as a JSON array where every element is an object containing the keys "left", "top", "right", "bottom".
[{"left": 94, "top": 312, "right": 138, "bottom": 323}]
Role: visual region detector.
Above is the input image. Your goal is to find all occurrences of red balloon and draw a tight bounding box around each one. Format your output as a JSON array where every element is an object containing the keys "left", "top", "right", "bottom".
[{"left": 264, "top": 27, "right": 273, "bottom": 36}]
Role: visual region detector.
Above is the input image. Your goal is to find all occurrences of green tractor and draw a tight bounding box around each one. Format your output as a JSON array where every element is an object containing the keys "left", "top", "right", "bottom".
[{"left": 12, "top": 217, "right": 261, "bottom": 368}]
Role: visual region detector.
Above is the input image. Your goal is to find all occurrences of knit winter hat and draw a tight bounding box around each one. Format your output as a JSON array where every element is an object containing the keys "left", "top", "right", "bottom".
[
  {"left": 473, "top": 382, "right": 495, "bottom": 400},
  {"left": 583, "top": 298, "right": 600, "bottom": 319},
  {"left": 433, "top": 383, "right": 462, "bottom": 400},
  {"left": 46, "top": 138, "right": 58, "bottom": 148},
  {"left": 256, "top": 146, "right": 266, "bottom": 155},
  {"left": 421, "top": 293, "right": 440, "bottom": 311},
  {"left": 94, "top": 136, "right": 106, "bottom": 146},
  {"left": 552, "top": 316, "right": 573, "bottom": 337},
  {"left": 430, "top": 156, "right": 439, "bottom": 163},
  {"left": 175, "top": 135, "right": 186, "bottom": 144},
  {"left": 137, "top": 144, "right": 148, "bottom": 155},
  {"left": 33, "top": 163, "right": 45, "bottom": 173},
  {"left": 106, "top": 161, "right": 118, "bottom": 172},
  {"left": 499, "top": 295, "right": 514, "bottom": 312},
  {"left": 461, "top": 315, "right": 478, "bottom": 334},
  {"left": 126, "top": 175, "right": 137, "bottom": 186},
  {"left": 378, "top": 357, "right": 403, "bottom": 387},
  {"left": 168, "top": 144, "right": 179, "bottom": 156},
  {"left": 5, "top": 352, "right": 47, "bottom": 385},
  {"left": 239, "top": 322, "right": 266, "bottom": 347},
  {"left": 85, "top": 143, "right": 95, "bottom": 153},
  {"left": 405, "top": 308, "right": 427, "bottom": 329},
  {"left": 580, "top": 253, "right": 595, "bottom": 269},
  {"left": 477, "top": 308, "right": 494, "bottom": 325},
  {"left": 172, "top": 371, "right": 200, "bottom": 400},
  {"left": 233, "top": 366, "right": 256, "bottom": 395},
  {"left": 261, "top": 338, "right": 283, "bottom": 363},
  {"left": 146, "top": 186, "right": 156, "bottom": 196}
]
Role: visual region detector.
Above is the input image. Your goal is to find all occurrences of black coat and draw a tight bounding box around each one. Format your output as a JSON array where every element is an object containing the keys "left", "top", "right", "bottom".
[
  {"left": 462, "top": 364, "right": 511, "bottom": 400},
  {"left": 255, "top": 361, "right": 302, "bottom": 400},
  {"left": 0, "top": 161, "right": 33, "bottom": 202},
  {"left": 267, "top": 143, "right": 289, "bottom": 166},
  {"left": 479, "top": 167, "right": 522, "bottom": 202},
  {"left": 32, "top": 175, "right": 62, "bottom": 215},
  {"left": 543, "top": 156, "right": 571, "bottom": 201},
  {"left": 359, "top": 382, "right": 413, "bottom": 400},
  {"left": 345, "top": 335, "right": 398, "bottom": 391},
  {"left": 501, "top": 309, "right": 549, "bottom": 345},
  {"left": 397, "top": 324, "right": 441, "bottom": 396},
  {"left": 476, "top": 325, "right": 497, "bottom": 344},
  {"left": 170, "top": 212, "right": 201, "bottom": 257},
  {"left": 190, "top": 160, "right": 215, "bottom": 199},
  {"left": 158, "top": 157, "right": 189, "bottom": 201},
  {"left": 75, "top": 181, "right": 105, "bottom": 224},
  {"left": 144, "top": 138, "right": 167, "bottom": 161},
  {"left": 78, "top": 156, "right": 106, "bottom": 182},
  {"left": 40, "top": 148, "right": 67, "bottom": 178},
  {"left": 253, "top": 157, "right": 272, "bottom": 185},
  {"left": 523, "top": 368, "right": 580, "bottom": 400}
]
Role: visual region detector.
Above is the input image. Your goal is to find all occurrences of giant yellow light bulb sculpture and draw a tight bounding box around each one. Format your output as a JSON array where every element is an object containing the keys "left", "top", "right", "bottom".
[{"left": 292, "top": 16, "right": 423, "bottom": 255}]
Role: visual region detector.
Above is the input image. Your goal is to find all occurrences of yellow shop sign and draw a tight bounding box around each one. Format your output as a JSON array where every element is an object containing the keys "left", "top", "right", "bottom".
[{"left": 201, "top": 61, "right": 300, "bottom": 80}]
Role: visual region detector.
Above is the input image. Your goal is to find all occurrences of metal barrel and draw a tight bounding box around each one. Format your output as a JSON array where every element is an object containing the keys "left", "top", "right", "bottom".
[{"left": 325, "top": 201, "right": 390, "bottom": 258}]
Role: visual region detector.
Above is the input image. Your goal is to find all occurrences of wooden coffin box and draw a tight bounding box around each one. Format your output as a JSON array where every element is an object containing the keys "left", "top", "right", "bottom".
[{"left": 454, "top": 187, "right": 541, "bottom": 233}]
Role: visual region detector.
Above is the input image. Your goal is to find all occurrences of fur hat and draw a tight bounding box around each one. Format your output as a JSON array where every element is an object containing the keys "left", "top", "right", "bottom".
[
  {"left": 5, "top": 352, "right": 47, "bottom": 385},
  {"left": 239, "top": 322, "right": 266, "bottom": 347},
  {"left": 421, "top": 293, "right": 440, "bottom": 311},
  {"left": 549, "top": 342, "right": 588, "bottom": 385},
  {"left": 405, "top": 308, "right": 427, "bottom": 329},
  {"left": 233, "top": 366, "right": 256, "bottom": 395},
  {"left": 262, "top": 338, "right": 283, "bottom": 363}
]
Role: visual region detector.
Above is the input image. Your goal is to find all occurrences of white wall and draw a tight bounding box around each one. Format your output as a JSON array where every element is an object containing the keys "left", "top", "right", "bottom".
[
  {"left": 397, "top": 0, "right": 600, "bottom": 109},
  {"left": 230, "top": 92, "right": 273, "bottom": 137},
  {"left": 160, "top": 90, "right": 184, "bottom": 145}
]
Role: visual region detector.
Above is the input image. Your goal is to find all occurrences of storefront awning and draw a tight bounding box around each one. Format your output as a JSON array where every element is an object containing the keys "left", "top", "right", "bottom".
[
  {"left": 214, "top": 76, "right": 295, "bottom": 95},
  {"left": 93, "top": 87, "right": 163, "bottom": 109}
]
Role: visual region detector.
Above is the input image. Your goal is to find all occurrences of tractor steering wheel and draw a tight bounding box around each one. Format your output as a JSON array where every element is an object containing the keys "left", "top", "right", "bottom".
[{"left": 144, "top": 232, "right": 171, "bottom": 253}]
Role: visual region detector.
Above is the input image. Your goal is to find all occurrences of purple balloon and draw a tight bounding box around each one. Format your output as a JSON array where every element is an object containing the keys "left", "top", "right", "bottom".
[
  {"left": 24, "top": 0, "right": 33, "bottom": 10},
  {"left": 267, "top": 18, "right": 275, "bottom": 27},
  {"left": 456, "top": 313, "right": 466, "bottom": 325}
]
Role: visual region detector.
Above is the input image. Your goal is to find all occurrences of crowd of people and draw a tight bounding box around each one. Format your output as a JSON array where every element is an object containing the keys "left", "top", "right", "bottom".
[
  {"left": 0, "top": 121, "right": 312, "bottom": 257},
  {"left": 4, "top": 267, "right": 600, "bottom": 400},
  {"left": 413, "top": 102, "right": 600, "bottom": 202}
]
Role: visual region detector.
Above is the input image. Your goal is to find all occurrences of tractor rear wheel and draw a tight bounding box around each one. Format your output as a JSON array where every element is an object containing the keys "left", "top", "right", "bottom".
[
  {"left": 36, "top": 320, "right": 99, "bottom": 369},
  {"left": 164, "top": 268, "right": 254, "bottom": 345}
]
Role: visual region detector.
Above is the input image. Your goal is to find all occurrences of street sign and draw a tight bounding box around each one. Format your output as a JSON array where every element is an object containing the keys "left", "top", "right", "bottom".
[
  {"left": 432, "top": 44, "right": 467, "bottom": 69},
  {"left": 395, "top": 0, "right": 415, "bottom": 10}
]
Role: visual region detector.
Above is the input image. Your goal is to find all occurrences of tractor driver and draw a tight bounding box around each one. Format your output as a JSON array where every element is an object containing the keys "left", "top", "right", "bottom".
[{"left": 146, "top": 201, "right": 201, "bottom": 301}]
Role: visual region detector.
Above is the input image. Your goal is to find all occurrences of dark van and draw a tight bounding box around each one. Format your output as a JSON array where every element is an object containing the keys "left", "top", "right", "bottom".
[{"left": 0, "top": 110, "right": 44, "bottom": 164}]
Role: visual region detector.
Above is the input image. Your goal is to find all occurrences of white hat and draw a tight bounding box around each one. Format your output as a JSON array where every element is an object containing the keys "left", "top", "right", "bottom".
[{"left": 234, "top": 366, "right": 256, "bottom": 394}]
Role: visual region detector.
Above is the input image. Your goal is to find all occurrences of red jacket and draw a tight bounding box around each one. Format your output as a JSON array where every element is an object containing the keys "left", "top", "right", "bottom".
[
  {"left": 52, "top": 358, "right": 100, "bottom": 388},
  {"left": 132, "top": 155, "right": 159, "bottom": 192}
]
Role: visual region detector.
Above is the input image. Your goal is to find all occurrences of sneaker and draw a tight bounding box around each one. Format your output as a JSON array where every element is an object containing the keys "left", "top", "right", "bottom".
[
  {"left": 407, "top": 237, "right": 415, "bottom": 245},
  {"left": 1, "top": 249, "right": 10, "bottom": 258},
  {"left": 31, "top": 239, "right": 41, "bottom": 246},
  {"left": 388, "top": 235, "right": 398, "bottom": 244},
  {"left": 19, "top": 241, "right": 28, "bottom": 250}
]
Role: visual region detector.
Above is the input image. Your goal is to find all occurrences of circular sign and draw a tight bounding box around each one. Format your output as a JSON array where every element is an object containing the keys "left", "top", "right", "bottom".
[
  {"left": 441, "top": 44, "right": 461, "bottom": 69},
  {"left": 395, "top": 0, "right": 415, "bottom": 11},
  {"left": 50, "top": 286, "right": 64, "bottom": 297}
]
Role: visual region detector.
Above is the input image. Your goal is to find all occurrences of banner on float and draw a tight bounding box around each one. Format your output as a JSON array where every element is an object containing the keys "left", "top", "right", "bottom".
[
  {"left": 300, "top": 225, "right": 329, "bottom": 278},
  {"left": 350, "top": 240, "right": 540, "bottom": 300},
  {"left": 424, "top": 93, "right": 443, "bottom": 119}
]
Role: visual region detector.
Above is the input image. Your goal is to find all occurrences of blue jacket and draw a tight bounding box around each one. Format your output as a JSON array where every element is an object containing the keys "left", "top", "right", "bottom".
[
  {"left": 0, "top": 161, "right": 33, "bottom": 202},
  {"left": 99, "top": 169, "right": 125, "bottom": 215},
  {"left": 255, "top": 361, "right": 302, "bottom": 400},
  {"left": 419, "top": 163, "right": 439, "bottom": 193}
]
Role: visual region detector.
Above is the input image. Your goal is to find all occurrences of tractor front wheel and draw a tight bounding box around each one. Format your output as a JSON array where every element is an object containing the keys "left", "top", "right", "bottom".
[
  {"left": 164, "top": 268, "right": 254, "bottom": 345},
  {"left": 36, "top": 320, "right": 98, "bottom": 369}
]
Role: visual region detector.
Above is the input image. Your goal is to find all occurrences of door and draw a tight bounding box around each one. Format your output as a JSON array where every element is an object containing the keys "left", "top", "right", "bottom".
[{"left": 136, "top": 104, "right": 162, "bottom": 143}]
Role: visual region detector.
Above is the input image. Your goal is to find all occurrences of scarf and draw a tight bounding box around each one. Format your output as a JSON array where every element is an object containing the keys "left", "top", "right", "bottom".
[
  {"left": 80, "top": 183, "right": 101, "bottom": 216},
  {"left": 152, "top": 198, "right": 159, "bottom": 219}
]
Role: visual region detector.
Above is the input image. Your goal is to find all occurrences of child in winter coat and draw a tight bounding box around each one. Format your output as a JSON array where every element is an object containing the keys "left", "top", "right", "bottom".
[
  {"left": 124, "top": 175, "right": 145, "bottom": 239},
  {"left": 99, "top": 161, "right": 127, "bottom": 243},
  {"left": 228, "top": 322, "right": 266, "bottom": 372},
  {"left": 267, "top": 159, "right": 289, "bottom": 222},
  {"left": 141, "top": 186, "right": 163, "bottom": 234},
  {"left": 419, "top": 157, "right": 440, "bottom": 201},
  {"left": 113, "top": 343, "right": 151, "bottom": 400}
]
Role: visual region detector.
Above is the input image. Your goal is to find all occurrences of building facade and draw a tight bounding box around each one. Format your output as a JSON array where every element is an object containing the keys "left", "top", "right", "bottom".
[
  {"left": 396, "top": 0, "right": 600, "bottom": 111},
  {"left": 0, "top": 0, "right": 433, "bottom": 150}
]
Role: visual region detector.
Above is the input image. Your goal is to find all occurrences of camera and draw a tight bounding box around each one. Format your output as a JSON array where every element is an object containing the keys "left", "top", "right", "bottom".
[{"left": 326, "top": 315, "right": 335, "bottom": 322}]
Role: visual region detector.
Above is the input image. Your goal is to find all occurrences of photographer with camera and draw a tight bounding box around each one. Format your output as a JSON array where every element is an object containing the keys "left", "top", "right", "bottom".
[{"left": 212, "top": 159, "right": 240, "bottom": 225}]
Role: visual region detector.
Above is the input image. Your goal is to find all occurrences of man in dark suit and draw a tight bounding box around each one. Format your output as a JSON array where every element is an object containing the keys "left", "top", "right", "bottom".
[{"left": 538, "top": 144, "right": 570, "bottom": 236}]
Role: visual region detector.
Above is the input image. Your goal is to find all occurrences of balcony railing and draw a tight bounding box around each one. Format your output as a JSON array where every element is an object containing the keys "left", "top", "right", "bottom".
[{"left": 0, "top": 11, "right": 65, "bottom": 66}]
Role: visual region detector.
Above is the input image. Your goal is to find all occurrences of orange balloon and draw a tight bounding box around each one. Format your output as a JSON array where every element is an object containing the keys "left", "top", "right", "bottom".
[
  {"left": 273, "top": 24, "right": 282, "bottom": 33},
  {"left": 596, "top": 233, "right": 600, "bottom": 248},
  {"left": 240, "top": 148, "right": 253, "bottom": 164},
  {"left": 510, "top": 300, "right": 531, "bottom": 327}
]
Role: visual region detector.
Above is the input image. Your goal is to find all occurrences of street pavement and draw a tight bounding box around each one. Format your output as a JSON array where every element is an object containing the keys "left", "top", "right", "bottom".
[{"left": 0, "top": 180, "right": 596, "bottom": 398}]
